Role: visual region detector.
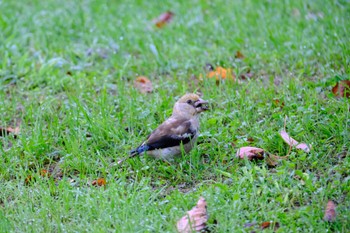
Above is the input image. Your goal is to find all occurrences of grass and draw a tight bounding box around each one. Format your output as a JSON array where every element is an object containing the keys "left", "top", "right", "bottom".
[{"left": 0, "top": 0, "right": 349, "bottom": 232}]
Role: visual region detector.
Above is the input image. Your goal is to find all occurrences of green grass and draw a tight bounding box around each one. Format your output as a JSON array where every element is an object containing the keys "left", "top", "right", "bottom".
[{"left": 1, "top": 0, "right": 349, "bottom": 232}]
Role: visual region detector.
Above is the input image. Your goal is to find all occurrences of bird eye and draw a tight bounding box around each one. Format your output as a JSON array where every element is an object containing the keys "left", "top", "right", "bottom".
[{"left": 186, "top": 100, "right": 192, "bottom": 104}]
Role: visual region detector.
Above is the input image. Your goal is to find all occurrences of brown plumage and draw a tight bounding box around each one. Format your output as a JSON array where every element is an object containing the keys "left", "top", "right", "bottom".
[{"left": 119, "top": 94, "right": 209, "bottom": 164}]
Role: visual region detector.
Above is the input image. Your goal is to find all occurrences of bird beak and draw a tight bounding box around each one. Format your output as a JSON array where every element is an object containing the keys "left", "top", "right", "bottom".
[{"left": 195, "top": 98, "right": 209, "bottom": 112}]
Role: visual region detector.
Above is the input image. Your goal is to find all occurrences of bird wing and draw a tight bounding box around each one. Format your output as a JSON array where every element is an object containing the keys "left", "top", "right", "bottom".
[{"left": 144, "top": 117, "right": 197, "bottom": 150}]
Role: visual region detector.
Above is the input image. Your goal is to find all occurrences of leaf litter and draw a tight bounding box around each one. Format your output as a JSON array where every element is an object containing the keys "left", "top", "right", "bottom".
[
  {"left": 234, "top": 51, "right": 245, "bottom": 59},
  {"left": 134, "top": 76, "right": 153, "bottom": 93},
  {"left": 280, "top": 130, "right": 311, "bottom": 153},
  {"left": 332, "top": 80, "right": 350, "bottom": 98},
  {"left": 0, "top": 126, "right": 20, "bottom": 138},
  {"left": 177, "top": 197, "right": 208, "bottom": 233},
  {"left": 244, "top": 221, "right": 280, "bottom": 231},
  {"left": 323, "top": 200, "right": 336, "bottom": 222},
  {"left": 236, "top": 146, "right": 278, "bottom": 167},
  {"left": 92, "top": 178, "right": 107, "bottom": 187},
  {"left": 153, "top": 11, "right": 174, "bottom": 28}
]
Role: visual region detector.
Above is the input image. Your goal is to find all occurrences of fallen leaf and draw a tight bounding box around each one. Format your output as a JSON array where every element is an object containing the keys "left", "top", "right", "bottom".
[
  {"left": 261, "top": 221, "right": 271, "bottom": 229},
  {"left": 280, "top": 130, "right": 311, "bottom": 153},
  {"left": 207, "top": 66, "right": 235, "bottom": 81},
  {"left": 272, "top": 99, "right": 285, "bottom": 108},
  {"left": 235, "top": 51, "right": 245, "bottom": 59},
  {"left": 332, "top": 80, "right": 350, "bottom": 98},
  {"left": 153, "top": 11, "right": 174, "bottom": 28},
  {"left": 245, "top": 221, "right": 280, "bottom": 231},
  {"left": 24, "top": 175, "right": 34, "bottom": 185},
  {"left": 295, "top": 143, "right": 311, "bottom": 152},
  {"left": 261, "top": 221, "right": 280, "bottom": 230},
  {"left": 323, "top": 200, "right": 336, "bottom": 222},
  {"left": 236, "top": 146, "right": 264, "bottom": 160},
  {"left": 177, "top": 197, "right": 208, "bottom": 233},
  {"left": 208, "top": 67, "right": 227, "bottom": 79},
  {"left": 236, "top": 147, "right": 278, "bottom": 167},
  {"left": 201, "top": 64, "right": 237, "bottom": 84},
  {"left": 134, "top": 76, "right": 153, "bottom": 93},
  {"left": 92, "top": 178, "right": 106, "bottom": 186},
  {"left": 40, "top": 169, "right": 50, "bottom": 177},
  {"left": 0, "top": 126, "right": 20, "bottom": 137}
]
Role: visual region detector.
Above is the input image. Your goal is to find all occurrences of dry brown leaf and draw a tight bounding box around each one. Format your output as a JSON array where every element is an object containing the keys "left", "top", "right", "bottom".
[
  {"left": 6, "top": 127, "right": 20, "bottom": 134},
  {"left": 134, "top": 76, "right": 153, "bottom": 94},
  {"left": 332, "top": 80, "right": 350, "bottom": 98},
  {"left": 177, "top": 197, "right": 208, "bottom": 233},
  {"left": 0, "top": 126, "right": 20, "bottom": 137},
  {"left": 247, "top": 137, "right": 255, "bottom": 143},
  {"left": 295, "top": 143, "right": 311, "bottom": 152},
  {"left": 261, "top": 221, "right": 271, "bottom": 229},
  {"left": 24, "top": 175, "right": 34, "bottom": 185},
  {"left": 92, "top": 178, "right": 106, "bottom": 186},
  {"left": 153, "top": 11, "right": 174, "bottom": 28},
  {"left": 201, "top": 64, "right": 237, "bottom": 84},
  {"left": 272, "top": 99, "right": 285, "bottom": 108},
  {"left": 207, "top": 66, "right": 235, "bottom": 81},
  {"left": 323, "top": 200, "right": 336, "bottom": 222},
  {"left": 236, "top": 147, "right": 265, "bottom": 160},
  {"left": 235, "top": 51, "right": 245, "bottom": 59},
  {"left": 280, "top": 130, "right": 311, "bottom": 153},
  {"left": 236, "top": 147, "right": 278, "bottom": 167},
  {"left": 40, "top": 169, "right": 50, "bottom": 177},
  {"left": 244, "top": 221, "right": 280, "bottom": 231},
  {"left": 261, "top": 221, "right": 280, "bottom": 230}
]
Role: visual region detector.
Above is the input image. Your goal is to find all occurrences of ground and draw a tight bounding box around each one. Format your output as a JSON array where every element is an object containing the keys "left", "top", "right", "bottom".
[{"left": 0, "top": 0, "right": 349, "bottom": 232}]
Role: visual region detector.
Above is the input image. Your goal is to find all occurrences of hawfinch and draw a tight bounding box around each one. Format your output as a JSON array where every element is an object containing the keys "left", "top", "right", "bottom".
[{"left": 119, "top": 94, "right": 209, "bottom": 163}]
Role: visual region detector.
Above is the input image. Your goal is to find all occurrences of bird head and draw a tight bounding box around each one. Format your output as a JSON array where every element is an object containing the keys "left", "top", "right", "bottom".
[{"left": 173, "top": 93, "right": 209, "bottom": 117}]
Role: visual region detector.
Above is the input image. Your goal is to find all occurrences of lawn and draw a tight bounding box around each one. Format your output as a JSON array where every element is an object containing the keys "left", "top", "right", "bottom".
[{"left": 0, "top": 0, "right": 349, "bottom": 232}]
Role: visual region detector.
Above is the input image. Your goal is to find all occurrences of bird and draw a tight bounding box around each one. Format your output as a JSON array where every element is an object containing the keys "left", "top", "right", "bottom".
[{"left": 118, "top": 93, "right": 209, "bottom": 164}]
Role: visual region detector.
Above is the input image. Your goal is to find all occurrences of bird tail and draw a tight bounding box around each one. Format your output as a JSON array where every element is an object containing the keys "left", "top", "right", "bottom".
[
  {"left": 118, "top": 144, "right": 149, "bottom": 165},
  {"left": 130, "top": 144, "right": 149, "bottom": 156}
]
